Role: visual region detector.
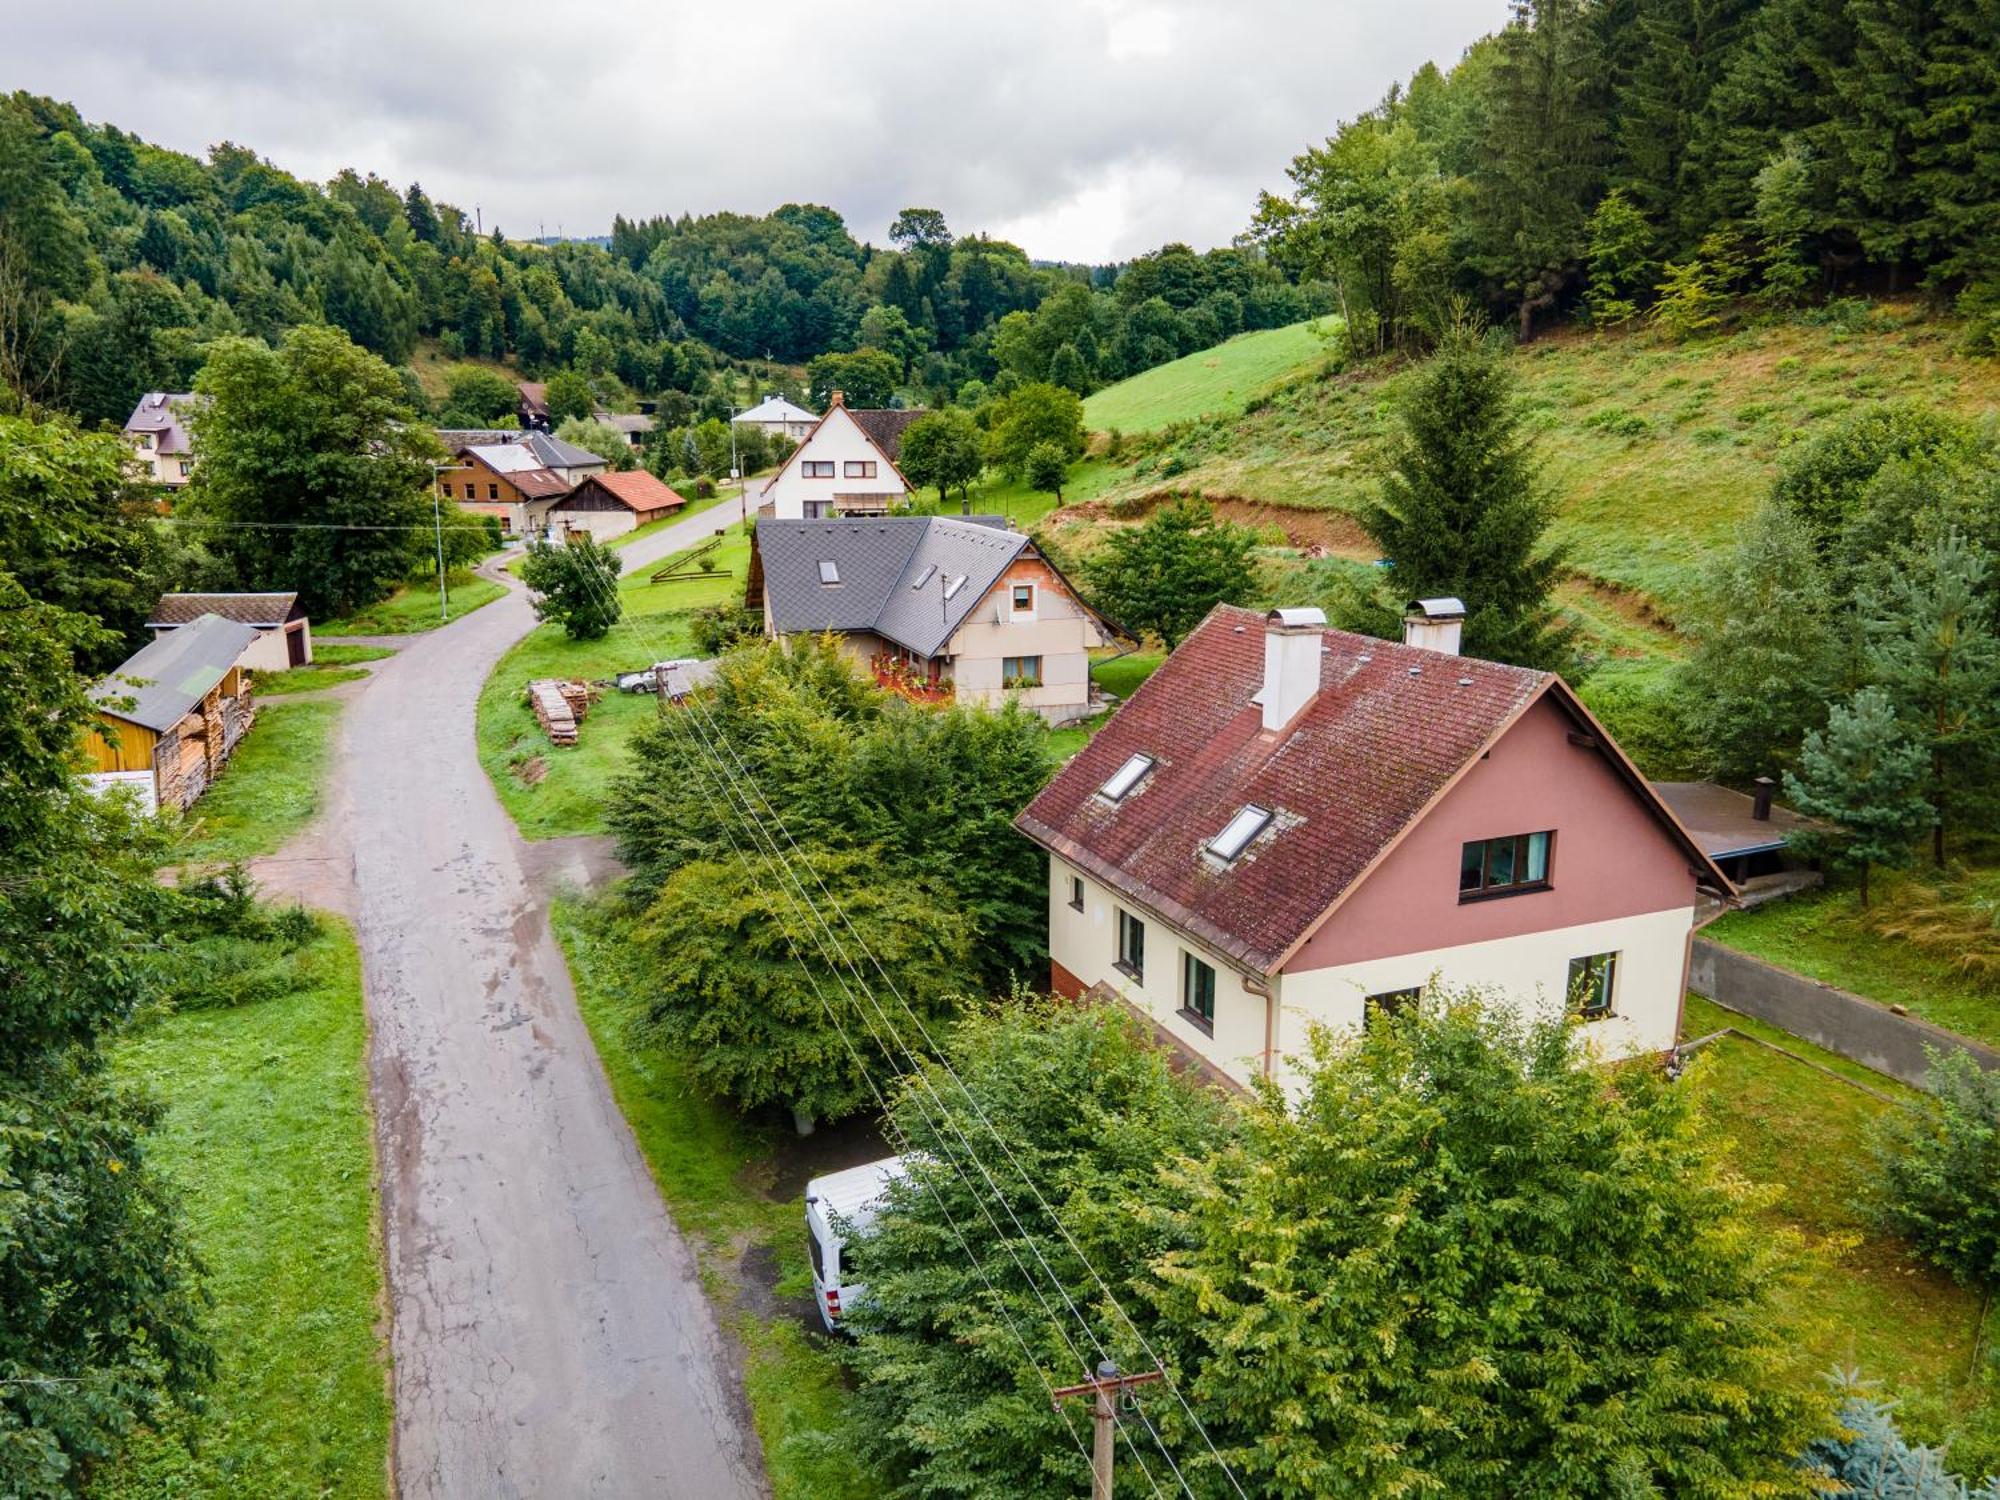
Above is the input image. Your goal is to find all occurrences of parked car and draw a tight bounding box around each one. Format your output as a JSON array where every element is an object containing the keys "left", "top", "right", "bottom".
[{"left": 805, "top": 1155, "right": 908, "bottom": 1333}]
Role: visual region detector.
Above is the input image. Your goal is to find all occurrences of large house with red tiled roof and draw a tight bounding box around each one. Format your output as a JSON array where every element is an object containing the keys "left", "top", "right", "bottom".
[
  {"left": 755, "top": 391, "right": 920, "bottom": 518},
  {"left": 1015, "top": 601, "right": 1732, "bottom": 1092}
]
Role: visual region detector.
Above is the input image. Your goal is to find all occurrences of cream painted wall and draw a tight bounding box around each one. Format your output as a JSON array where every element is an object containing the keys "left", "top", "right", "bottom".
[
  {"left": 1047, "top": 856, "right": 1272, "bottom": 1087},
  {"left": 761, "top": 409, "right": 908, "bottom": 519},
  {"left": 946, "top": 566, "right": 1105, "bottom": 723}
]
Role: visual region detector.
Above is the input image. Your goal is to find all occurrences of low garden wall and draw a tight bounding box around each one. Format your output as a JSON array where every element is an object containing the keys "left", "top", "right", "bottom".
[{"left": 1688, "top": 937, "right": 2000, "bottom": 1090}]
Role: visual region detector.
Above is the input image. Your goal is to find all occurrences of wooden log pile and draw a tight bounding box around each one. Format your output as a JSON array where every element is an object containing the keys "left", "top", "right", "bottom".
[{"left": 527, "top": 678, "right": 595, "bottom": 747}]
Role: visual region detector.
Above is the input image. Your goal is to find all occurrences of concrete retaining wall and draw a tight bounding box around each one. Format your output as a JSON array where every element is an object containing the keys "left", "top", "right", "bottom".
[{"left": 1688, "top": 937, "right": 2000, "bottom": 1090}]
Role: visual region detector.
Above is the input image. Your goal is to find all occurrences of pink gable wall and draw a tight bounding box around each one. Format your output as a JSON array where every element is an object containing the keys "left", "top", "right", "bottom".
[{"left": 1284, "top": 693, "right": 1699, "bottom": 973}]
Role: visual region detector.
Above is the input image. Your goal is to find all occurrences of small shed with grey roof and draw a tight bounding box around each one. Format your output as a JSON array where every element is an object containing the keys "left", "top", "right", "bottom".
[
  {"left": 753, "top": 515, "right": 1116, "bottom": 723},
  {"left": 149, "top": 591, "right": 312, "bottom": 670},
  {"left": 84, "top": 614, "right": 263, "bottom": 812}
]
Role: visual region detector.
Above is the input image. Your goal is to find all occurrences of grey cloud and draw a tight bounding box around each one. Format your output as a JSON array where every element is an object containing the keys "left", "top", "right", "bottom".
[{"left": 5, "top": 0, "right": 1504, "bottom": 260}]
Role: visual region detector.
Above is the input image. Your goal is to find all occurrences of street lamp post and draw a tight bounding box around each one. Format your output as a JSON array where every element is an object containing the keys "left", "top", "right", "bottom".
[{"left": 427, "top": 460, "right": 453, "bottom": 623}]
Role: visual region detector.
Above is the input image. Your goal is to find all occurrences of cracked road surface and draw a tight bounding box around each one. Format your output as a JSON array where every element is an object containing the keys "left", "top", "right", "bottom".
[{"left": 298, "top": 510, "right": 767, "bottom": 1498}]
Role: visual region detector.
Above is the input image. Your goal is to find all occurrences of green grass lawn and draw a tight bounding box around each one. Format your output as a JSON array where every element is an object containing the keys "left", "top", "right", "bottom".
[
  {"left": 478, "top": 527, "right": 750, "bottom": 839},
  {"left": 313, "top": 644, "right": 395, "bottom": 666},
  {"left": 1705, "top": 882, "right": 2000, "bottom": 1051},
  {"left": 1680, "top": 995, "right": 2000, "bottom": 1472},
  {"left": 177, "top": 699, "right": 341, "bottom": 864},
  {"left": 1044, "top": 652, "right": 1165, "bottom": 760},
  {"left": 95, "top": 919, "right": 389, "bottom": 1500},
  {"left": 607, "top": 487, "right": 737, "bottom": 550},
  {"left": 319, "top": 570, "right": 505, "bottom": 635},
  {"left": 254, "top": 665, "right": 371, "bottom": 695},
  {"left": 1083, "top": 319, "right": 1341, "bottom": 434},
  {"left": 554, "top": 898, "right": 875, "bottom": 1500}
]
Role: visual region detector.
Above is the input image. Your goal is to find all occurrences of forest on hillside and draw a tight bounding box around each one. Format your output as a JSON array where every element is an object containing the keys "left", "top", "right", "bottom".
[
  {"left": 1246, "top": 0, "right": 1998, "bottom": 356},
  {"left": 0, "top": 91, "right": 1327, "bottom": 429}
]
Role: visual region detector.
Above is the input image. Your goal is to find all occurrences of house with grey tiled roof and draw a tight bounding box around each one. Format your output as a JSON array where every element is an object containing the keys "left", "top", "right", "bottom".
[
  {"left": 753, "top": 515, "right": 1116, "bottom": 723},
  {"left": 123, "top": 392, "right": 207, "bottom": 487},
  {"left": 1015, "top": 602, "right": 1733, "bottom": 1094}
]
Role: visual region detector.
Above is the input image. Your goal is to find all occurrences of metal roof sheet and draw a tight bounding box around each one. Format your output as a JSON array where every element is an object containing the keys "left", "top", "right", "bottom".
[{"left": 93, "top": 613, "right": 260, "bottom": 732}]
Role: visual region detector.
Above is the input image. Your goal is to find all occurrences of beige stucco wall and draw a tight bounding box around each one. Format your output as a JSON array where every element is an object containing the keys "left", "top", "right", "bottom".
[
  {"left": 946, "top": 561, "right": 1104, "bottom": 723},
  {"left": 1048, "top": 857, "right": 1273, "bottom": 1087},
  {"left": 1046, "top": 856, "right": 1694, "bottom": 1095},
  {"left": 553, "top": 508, "right": 638, "bottom": 542}
]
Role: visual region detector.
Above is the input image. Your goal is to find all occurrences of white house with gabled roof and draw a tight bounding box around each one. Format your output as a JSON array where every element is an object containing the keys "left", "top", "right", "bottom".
[{"left": 755, "top": 392, "right": 921, "bottom": 519}]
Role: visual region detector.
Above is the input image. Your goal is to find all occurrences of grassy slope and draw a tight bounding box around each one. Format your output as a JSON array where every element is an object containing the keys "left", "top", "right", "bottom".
[
  {"left": 1682, "top": 996, "right": 1999, "bottom": 1471},
  {"left": 1082, "top": 320, "right": 1340, "bottom": 434},
  {"left": 320, "top": 572, "right": 505, "bottom": 635},
  {"left": 177, "top": 699, "right": 341, "bottom": 864},
  {"left": 477, "top": 527, "right": 750, "bottom": 839},
  {"left": 553, "top": 899, "right": 873, "bottom": 1500},
  {"left": 96, "top": 921, "right": 390, "bottom": 1499},
  {"left": 313, "top": 644, "right": 396, "bottom": 666},
  {"left": 1705, "top": 880, "right": 2000, "bottom": 1050},
  {"left": 1078, "top": 308, "right": 2000, "bottom": 620}
]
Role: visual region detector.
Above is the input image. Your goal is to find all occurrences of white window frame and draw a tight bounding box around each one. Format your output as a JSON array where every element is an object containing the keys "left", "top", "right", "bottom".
[
  {"left": 1098, "top": 753, "right": 1154, "bottom": 803},
  {"left": 1207, "top": 805, "right": 1273, "bottom": 863},
  {"left": 1009, "top": 581, "right": 1037, "bottom": 620}
]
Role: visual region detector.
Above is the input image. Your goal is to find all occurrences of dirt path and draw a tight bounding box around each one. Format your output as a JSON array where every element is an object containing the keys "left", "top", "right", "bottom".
[{"left": 259, "top": 516, "right": 765, "bottom": 1499}]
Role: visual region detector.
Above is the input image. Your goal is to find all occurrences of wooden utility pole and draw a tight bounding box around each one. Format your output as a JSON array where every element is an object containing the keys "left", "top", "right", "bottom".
[{"left": 1051, "top": 1361, "right": 1164, "bottom": 1500}]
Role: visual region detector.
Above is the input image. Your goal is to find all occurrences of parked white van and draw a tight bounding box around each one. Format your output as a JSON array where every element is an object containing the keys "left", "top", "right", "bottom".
[{"left": 805, "top": 1155, "right": 909, "bottom": 1333}]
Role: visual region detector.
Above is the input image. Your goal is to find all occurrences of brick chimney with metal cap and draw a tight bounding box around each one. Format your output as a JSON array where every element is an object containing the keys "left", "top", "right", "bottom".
[
  {"left": 828, "top": 389, "right": 845, "bottom": 408},
  {"left": 1403, "top": 596, "right": 1466, "bottom": 655},
  {"left": 1260, "top": 606, "right": 1326, "bottom": 732}
]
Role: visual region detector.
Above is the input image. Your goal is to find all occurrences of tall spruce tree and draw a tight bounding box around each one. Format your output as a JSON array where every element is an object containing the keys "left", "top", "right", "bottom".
[
  {"left": 1783, "top": 685, "right": 1933, "bottom": 906},
  {"left": 1361, "top": 331, "right": 1576, "bottom": 672},
  {"left": 1861, "top": 531, "right": 2000, "bottom": 865}
]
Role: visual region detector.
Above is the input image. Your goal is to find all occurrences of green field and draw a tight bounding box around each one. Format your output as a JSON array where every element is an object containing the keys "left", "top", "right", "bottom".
[
  {"left": 313, "top": 643, "right": 396, "bottom": 666},
  {"left": 1681, "top": 996, "right": 2000, "bottom": 1472},
  {"left": 254, "top": 664, "right": 371, "bottom": 695},
  {"left": 177, "top": 699, "right": 342, "bottom": 864},
  {"left": 478, "top": 526, "right": 751, "bottom": 839},
  {"left": 553, "top": 898, "right": 874, "bottom": 1500},
  {"left": 1082, "top": 319, "right": 1339, "bottom": 434},
  {"left": 320, "top": 570, "right": 505, "bottom": 635},
  {"left": 96, "top": 920, "right": 390, "bottom": 1500}
]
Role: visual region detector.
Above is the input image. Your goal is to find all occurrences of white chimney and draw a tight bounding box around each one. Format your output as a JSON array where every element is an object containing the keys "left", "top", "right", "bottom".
[
  {"left": 1403, "top": 597, "right": 1466, "bottom": 656},
  {"left": 1260, "top": 607, "right": 1326, "bottom": 732}
]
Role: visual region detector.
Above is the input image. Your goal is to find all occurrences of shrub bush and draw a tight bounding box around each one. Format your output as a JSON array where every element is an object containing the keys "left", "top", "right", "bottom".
[{"left": 1867, "top": 1049, "right": 2000, "bottom": 1287}]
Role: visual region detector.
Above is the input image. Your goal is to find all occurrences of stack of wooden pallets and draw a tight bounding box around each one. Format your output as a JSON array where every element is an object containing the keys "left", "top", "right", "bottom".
[{"left": 527, "top": 678, "right": 594, "bottom": 746}]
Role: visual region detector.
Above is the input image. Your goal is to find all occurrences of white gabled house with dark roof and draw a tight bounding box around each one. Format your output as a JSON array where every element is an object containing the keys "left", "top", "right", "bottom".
[
  {"left": 752, "top": 515, "right": 1116, "bottom": 722},
  {"left": 755, "top": 392, "right": 920, "bottom": 518},
  {"left": 1015, "top": 601, "right": 1734, "bottom": 1092}
]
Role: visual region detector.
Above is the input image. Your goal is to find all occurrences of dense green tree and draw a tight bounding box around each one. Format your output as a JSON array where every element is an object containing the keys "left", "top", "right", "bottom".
[
  {"left": 519, "top": 533, "right": 622, "bottom": 639},
  {"left": 898, "top": 408, "right": 984, "bottom": 509},
  {"left": 555, "top": 415, "right": 635, "bottom": 471},
  {"left": 983, "top": 382, "right": 1084, "bottom": 479},
  {"left": 1359, "top": 332, "right": 1575, "bottom": 670},
  {"left": 181, "top": 325, "right": 439, "bottom": 617},
  {"left": 1148, "top": 995, "right": 1830, "bottom": 1499},
  {"left": 1783, "top": 685, "right": 1933, "bottom": 905},
  {"left": 1752, "top": 138, "right": 1818, "bottom": 303},
  {"left": 1022, "top": 440, "right": 1068, "bottom": 504},
  {"left": 1580, "top": 188, "right": 1655, "bottom": 324},
  {"left": 1861, "top": 531, "right": 2000, "bottom": 864},
  {"left": 840, "top": 1003, "right": 1236, "bottom": 1498},
  {"left": 1044, "top": 342, "right": 1089, "bottom": 394},
  {"left": 1677, "top": 500, "right": 1842, "bottom": 780},
  {"left": 440, "top": 364, "right": 520, "bottom": 425},
  {"left": 1867, "top": 1049, "right": 2000, "bottom": 1291},
  {"left": 542, "top": 368, "right": 595, "bottom": 426},
  {"left": 805, "top": 347, "right": 901, "bottom": 410},
  {"left": 1082, "top": 500, "right": 1256, "bottom": 648},
  {"left": 1773, "top": 403, "right": 1977, "bottom": 558}
]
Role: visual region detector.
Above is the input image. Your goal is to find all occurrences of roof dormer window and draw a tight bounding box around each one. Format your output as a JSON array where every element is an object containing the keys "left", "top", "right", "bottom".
[
  {"left": 1207, "top": 804, "right": 1272, "bottom": 863},
  {"left": 943, "top": 575, "right": 968, "bottom": 600},
  {"left": 911, "top": 564, "right": 937, "bottom": 589},
  {"left": 1098, "top": 753, "right": 1154, "bottom": 803},
  {"left": 818, "top": 560, "right": 841, "bottom": 585}
]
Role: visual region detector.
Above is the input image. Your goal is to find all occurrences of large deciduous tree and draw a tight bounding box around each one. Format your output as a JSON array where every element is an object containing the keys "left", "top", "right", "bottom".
[
  {"left": 983, "top": 382, "right": 1085, "bottom": 480},
  {"left": 1082, "top": 500, "right": 1255, "bottom": 648},
  {"left": 182, "top": 324, "right": 439, "bottom": 617},
  {"left": 1147, "top": 996, "right": 1830, "bottom": 1499},
  {"left": 897, "top": 408, "right": 984, "bottom": 509},
  {"left": 1360, "top": 331, "right": 1575, "bottom": 671},
  {"left": 520, "top": 533, "right": 622, "bottom": 640}
]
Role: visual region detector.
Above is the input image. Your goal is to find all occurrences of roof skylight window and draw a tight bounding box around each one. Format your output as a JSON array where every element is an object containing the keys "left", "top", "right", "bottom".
[
  {"left": 1098, "top": 753, "right": 1155, "bottom": 803},
  {"left": 943, "top": 574, "right": 968, "bottom": 600},
  {"left": 911, "top": 564, "right": 937, "bottom": 589},
  {"left": 1208, "top": 804, "right": 1273, "bottom": 862}
]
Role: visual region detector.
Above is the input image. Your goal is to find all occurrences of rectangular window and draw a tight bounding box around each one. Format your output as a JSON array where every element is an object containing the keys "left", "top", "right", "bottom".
[
  {"left": 137, "top": 433, "right": 154, "bottom": 449},
  {"left": 802, "top": 460, "right": 835, "bottom": 478},
  {"left": 1365, "top": 986, "right": 1422, "bottom": 1020},
  {"left": 178, "top": 460, "right": 193, "bottom": 476},
  {"left": 1568, "top": 952, "right": 1618, "bottom": 1019},
  {"left": 1098, "top": 753, "right": 1154, "bottom": 802},
  {"left": 1011, "top": 582, "right": 1035, "bottom": 614},
  {"left": 803, "top": 500, "right": 833, "bottom": 519},
  {"left": 1208, "top": 805, "right": 1273, "bottom": 863},
  {"left": 1067, "top": 875, "right": 1084, "bottom": 912},
  {"left": 843, "top": 459, "right": 876, "bottom": 478},
  {"left": 1002, "top": 655, "right": 1042, "bottom": 686},
  {"left": 1116, "top": 909, "right": 1145, "bottom": 982},
  {"left": 1459, "top": 831, "right": 1554, "bottom": 899},
  {"left": 818, "top": 559, "right": 841, "bottom": 585},
  {"left": 488, "top": 482, "right": 500, "bottom": 500},
  {"left": 1182, "top": 951, "right": 1216, "bottom": 1033}
]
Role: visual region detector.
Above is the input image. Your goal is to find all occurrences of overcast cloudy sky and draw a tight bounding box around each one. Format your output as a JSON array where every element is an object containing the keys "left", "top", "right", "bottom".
[{"left": 6, "top": 0, "right": 1504, "bottom": 263}]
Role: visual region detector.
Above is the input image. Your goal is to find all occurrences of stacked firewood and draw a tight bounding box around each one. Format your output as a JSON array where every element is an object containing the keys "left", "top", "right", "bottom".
[{"left": 527, "top": 678, "right": 595, "bottom": 746}]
